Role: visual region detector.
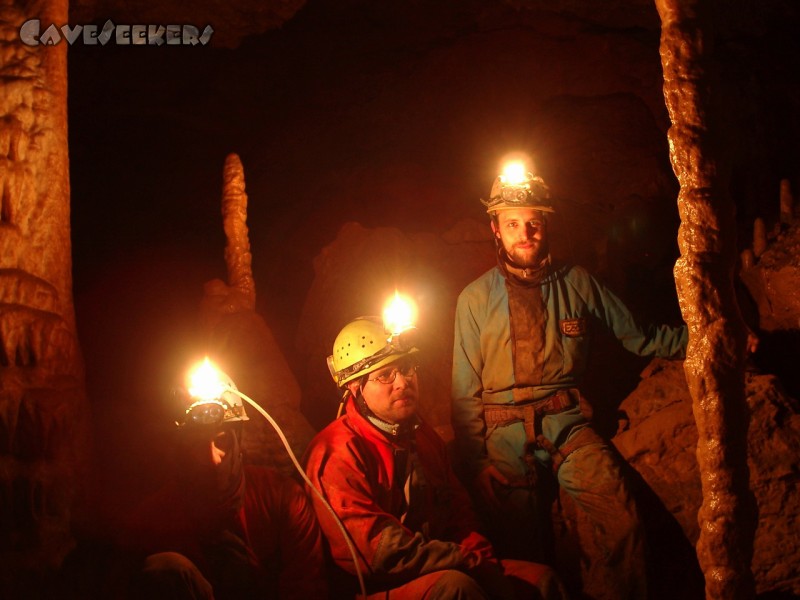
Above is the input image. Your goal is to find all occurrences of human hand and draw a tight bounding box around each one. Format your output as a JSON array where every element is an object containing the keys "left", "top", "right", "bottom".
[
  {"left": 461, "top": 531, "right": 496, "bottom": 564},
  {"left": 746, "top": 330, "right": 759, "bottom": 355},
  {"left": 474, "top": 465, "right": 509, "bottom": 509},
  {"left": 468, "top": 561, "right": 516, "bottom": 600}
]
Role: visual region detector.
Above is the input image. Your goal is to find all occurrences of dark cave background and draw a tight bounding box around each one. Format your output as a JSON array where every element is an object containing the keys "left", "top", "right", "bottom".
[{"left": 63, "top": 0, "right": 800, "bottom": 594}]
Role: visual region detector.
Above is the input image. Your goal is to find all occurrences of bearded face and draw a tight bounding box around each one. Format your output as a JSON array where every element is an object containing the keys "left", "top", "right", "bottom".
[{"left": 491, "top": 208, "right": 549, "bottom": 267}]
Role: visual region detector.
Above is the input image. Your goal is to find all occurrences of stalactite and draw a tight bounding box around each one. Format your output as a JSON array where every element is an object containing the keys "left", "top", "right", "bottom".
[{"left": 655, "top": 1, "right": 757, "bottom": 598}]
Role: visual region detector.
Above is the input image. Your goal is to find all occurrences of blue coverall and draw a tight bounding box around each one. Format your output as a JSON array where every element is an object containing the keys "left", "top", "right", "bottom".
[{"left": 452, "top": 262, "right": 687, "bottom": 599}]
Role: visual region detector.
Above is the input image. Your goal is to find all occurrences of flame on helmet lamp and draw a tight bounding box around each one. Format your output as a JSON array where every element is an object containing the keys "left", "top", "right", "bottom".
[
  {"left": 500, "top": 161, "right": 528, "bottom": 186},
  {"left": 383, "top": 291, "right": 417, "bottom": 336},
  {"left": 187, "top": 357, "right": 229, "bottom": 401}
]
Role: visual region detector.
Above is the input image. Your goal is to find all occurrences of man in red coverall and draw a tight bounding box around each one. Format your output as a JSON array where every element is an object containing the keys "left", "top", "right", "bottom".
[
  {"left": 304, "top": 316, "right": 568, "bottom": 599},
  {"left": 123, "top": 372, "right": 327, "bottom": 600}
]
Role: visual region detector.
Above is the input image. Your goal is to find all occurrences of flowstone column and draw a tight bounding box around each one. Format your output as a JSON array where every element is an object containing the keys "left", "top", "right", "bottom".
[
  {"left": 0, "top": 0, "right": 90, "bottom": 591},
  {"left": 656, "top": 0, "right": 756, "bottom": 598}
]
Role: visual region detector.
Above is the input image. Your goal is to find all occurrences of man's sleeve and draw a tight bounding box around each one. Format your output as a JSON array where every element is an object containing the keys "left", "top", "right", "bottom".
[
  {"left": 277, "top": 478, "right": 329, "bottom": 600},
  {"left": 435, "top": 434, "right": 496, "bottom": 562},
  {"left": 451, "top": 291, "right": 491, "bottom": 479},
  {"left": 587, "top": 272, "right": 688, "bottom": 359},
  {"left": 305, "top": 438, "right": 481, "bottom": 587}
]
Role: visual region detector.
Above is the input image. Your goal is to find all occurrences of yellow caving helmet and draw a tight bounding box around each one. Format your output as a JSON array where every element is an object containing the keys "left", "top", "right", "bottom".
[
  {"left": 481, "top": 172, "right": 554, "bottom": 214},
  {"left": 328, "top": 316, "right": 418, "bottom": 388}
]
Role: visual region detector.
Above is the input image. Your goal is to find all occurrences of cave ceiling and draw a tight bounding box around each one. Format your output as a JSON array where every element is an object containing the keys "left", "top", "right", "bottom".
[
  {"left": 69, "top": 0, "right": 308, "bottom": 48},
  {"left": 69, "top": 0, "right": 668, "bottom": 49}
]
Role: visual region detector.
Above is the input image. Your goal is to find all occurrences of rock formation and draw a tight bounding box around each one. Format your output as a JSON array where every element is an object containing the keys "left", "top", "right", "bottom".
[
  {"left": 615, "top": 358, "right": 800, "bottom": 596},
  {"left": 0, "top": 0, "right": 90, "bottom": 594},
  {"left": 201, "top": 154, "right": 316, "bottom": 473},
  {"left": 740, "top": 187, "right": 800, "bottom": 334},
  {"left": 657, "top": 0, "right": 757, "bottom": 596}
]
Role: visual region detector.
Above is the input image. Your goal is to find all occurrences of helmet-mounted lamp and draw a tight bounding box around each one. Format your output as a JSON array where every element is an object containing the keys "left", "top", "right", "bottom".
[
  {"left": 327, "top": 293, "right": 419, "bottom": 387},
  {"left": 383, "top": 291, "right": 417, "bottom": 349},
  {"left": 481, "top": 160, "right": 554, "bottom": 214}
]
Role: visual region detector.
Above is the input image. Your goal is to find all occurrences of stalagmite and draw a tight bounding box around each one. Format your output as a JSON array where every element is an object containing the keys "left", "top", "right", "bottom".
[
  {"left": 655, "top": 1, "right": 757, "bottom": 598},
  {"left": 222, "top": 153, "right": 256, "bottom": 311},
  {"left": 200, "top": 154, "right": 316, "bottom": 472},
  {"left": 740, "top": 249, "right": 754, "bottom": 270},
  {"left": 753, "top": 218, "right": 767, "bottom": 258},
  {"left": 780, "top": 179, "right": 794, "bottom": 225}
]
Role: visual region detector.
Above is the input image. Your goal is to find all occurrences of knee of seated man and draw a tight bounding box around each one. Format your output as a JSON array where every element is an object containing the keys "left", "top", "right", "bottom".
[
  {"left": 534, "top": 565, "right": 570, "bottom": 600},
  {"left": 430, "top": 569, "right": 487, "bottom": 600},
  {"left": 137, "top": 551, "right": 213, "bottom": 599},
  {"left": 142, "top": 551, "right": 200, "bottom": 576},
  {"left": 501, "top": 559, "right": 569, "bottom": 600}
]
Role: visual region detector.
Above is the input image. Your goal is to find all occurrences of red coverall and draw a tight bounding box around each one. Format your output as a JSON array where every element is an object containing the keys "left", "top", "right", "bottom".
[
  {"left": 124, "top": 465, "right": 327, "bottom": 600},
  {"left": 304, "top": 396, "right": 565, "bottom": 599}
]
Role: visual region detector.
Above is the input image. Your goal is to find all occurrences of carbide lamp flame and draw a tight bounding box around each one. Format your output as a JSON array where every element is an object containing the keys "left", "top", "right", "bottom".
[
  {"left": 383, "top": 291, "right": 417, "bottom": 335},
  {"left": 500, "top": 161, "right": 528, "bottom": 186},
  {"left": 187, "top": 357, "right": 228, "bottom": 401}
]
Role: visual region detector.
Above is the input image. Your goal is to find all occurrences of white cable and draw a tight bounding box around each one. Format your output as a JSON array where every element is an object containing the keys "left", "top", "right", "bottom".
[{"left": 229, "top": 388, "right": 368, "bottom": 598}]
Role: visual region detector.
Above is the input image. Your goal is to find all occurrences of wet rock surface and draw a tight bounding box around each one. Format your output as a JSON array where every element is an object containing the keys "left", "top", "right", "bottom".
[
  {"left": 614, "top": 358, "right": 800, "bottom": 596},
  {"left": 741, "top": 220, "right": 800, "bottom": 332}
]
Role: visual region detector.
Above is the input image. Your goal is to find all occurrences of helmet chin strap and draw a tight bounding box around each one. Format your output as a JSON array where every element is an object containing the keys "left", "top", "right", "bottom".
[
  {"left": 497, "top": 243, "right": 551, "bottom": 283},
  {"left": 352, "top": 388, "right": 418, "bottom": 438}
]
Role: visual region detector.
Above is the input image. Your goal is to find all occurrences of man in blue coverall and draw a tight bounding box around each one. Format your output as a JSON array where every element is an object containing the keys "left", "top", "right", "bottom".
[{"left": 451, "top": 164, "right": 688, "bottom": 600}]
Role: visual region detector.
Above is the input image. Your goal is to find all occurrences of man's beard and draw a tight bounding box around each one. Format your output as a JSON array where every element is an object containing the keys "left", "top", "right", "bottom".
[{"left": 507, "top": 239, "right": 548, "bottom": 268}]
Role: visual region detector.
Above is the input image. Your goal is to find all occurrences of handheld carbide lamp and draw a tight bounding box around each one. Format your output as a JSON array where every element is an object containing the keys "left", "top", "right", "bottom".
[
  {"left": 181, "top": 357, "right": 367, "bottom": 596},
  {"left": 180, "top": 358, "right": 247, "bottom": 426}
]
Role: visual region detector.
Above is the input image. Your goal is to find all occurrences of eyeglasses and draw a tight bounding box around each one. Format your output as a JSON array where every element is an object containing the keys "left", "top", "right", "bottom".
[{"left": 368, "top": 363, "right": 418, "bottom": 385}]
